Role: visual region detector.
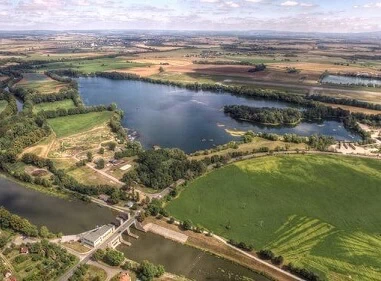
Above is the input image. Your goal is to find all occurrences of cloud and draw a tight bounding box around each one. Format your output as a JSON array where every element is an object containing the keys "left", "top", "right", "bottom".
[
  {"left": 0, "top": 0, "right": 378, "bottom": 33},
  {"left": 354, "top": 2, "right": 381, "bottom": 8},
  {"left": 281, "top": 1, "right": 299, "bottom": 6}
]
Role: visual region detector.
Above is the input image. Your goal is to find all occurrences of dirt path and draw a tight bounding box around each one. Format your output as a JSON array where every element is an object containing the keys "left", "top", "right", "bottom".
[
  {"left": 144, "top": 223, "right": 188, "bottom": 243},
  {"left": 85, "top": 163, "right": 124, "bottom": 186}
]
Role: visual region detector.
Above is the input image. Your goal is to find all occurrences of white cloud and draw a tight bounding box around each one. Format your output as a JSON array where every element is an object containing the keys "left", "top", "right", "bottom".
[
  {"left": 281, "top": 1, "right": 299, "bottom": 6},
  {"left": 225, "top": 1, "right": 239, "bottom": 8}
]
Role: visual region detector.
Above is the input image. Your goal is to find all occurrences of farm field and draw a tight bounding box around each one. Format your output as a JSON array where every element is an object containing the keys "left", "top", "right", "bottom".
[
  {"left": 16, "top": 72, "right": 68, "bottom": 94},
  {"left": 40, "top": 57, "right": 150, "bottom": 73},
  {"left": 47, "top": 111, "right": 112, "bottom": 138},
  {"left": 166, "top": 155, "right": 381, "bottom": 281},
  {"left": 33, "top": 99, "right": 76, "bottom": 113},
  {"left": 0, "top": 100, "right": 8, "bottom": 113}
]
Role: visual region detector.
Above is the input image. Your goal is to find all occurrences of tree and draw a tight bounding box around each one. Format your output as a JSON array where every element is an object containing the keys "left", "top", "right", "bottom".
[
  {"left": 99, "top": 147, "right": 104, "bottom": 154},
  {"left": 96, "top": 158, "right": 105, "bottom": 169},
  {"left": 103, "top": 249, "right": 125, "bottom": 266},
  {"left": 39, "top": 226, "right": 50, "bottom": 238},
  {"left": 92, "top": 249, "right": 105, "bottom": 261},
  {"left": 181, "top": 219, "right": 193, "bottom": 231},
  {"left": 108, "top": 142, "right": 117, "bottom": 151},
  {"left": 138, "top": 260, "right": 165, "bottom": 281},
  {"left": 159, "top": 66, "right": 165, "bottom": 73},
  {"left": 87, "top": 151, "right": 93, "bottom": 162}
]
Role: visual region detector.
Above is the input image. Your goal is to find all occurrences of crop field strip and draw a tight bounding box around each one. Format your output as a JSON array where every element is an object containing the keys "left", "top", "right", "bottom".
[{"left": 167, "top": 155, "right": 381, "bottom": 281}]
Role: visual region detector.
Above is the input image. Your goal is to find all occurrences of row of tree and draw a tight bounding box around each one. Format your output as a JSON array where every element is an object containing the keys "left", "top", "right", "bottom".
[{"left": 0, "top": 91, "right": 17, "bottom": 119}]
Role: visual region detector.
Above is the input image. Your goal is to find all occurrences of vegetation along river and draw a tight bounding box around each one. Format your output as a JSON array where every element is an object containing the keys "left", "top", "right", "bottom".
[
  {"left": 119, "top": 229, "right": 271, "bottom": 281},
  {"left": 78, "top": 77, "right": 360, "bottom": 153},
  {"left": 0, "top": 177, "right": 115, "bottom": 234}
]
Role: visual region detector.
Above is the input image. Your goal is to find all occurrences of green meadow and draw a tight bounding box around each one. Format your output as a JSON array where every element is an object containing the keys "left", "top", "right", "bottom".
[
  {"left": 33, "top": 99, "right": 76, "bottom": 113},
  {"left": 41, "top": 57, "right": 149, "bottom": 73},
  {"left": 47, "top": 111, "right": 112, "bottom": 138},
  {"left": 166, "top": 155, "right": 381, "bottom": 281}
]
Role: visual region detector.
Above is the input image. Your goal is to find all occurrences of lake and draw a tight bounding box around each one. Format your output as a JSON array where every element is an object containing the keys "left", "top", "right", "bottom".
[
  {"left": 78, "top": 77, "right": 360, "bottom": 153},
  {"left": 0, "top": 176, "right": 116, "bottom": 234},
  {"left": 322, "top": 75, "right": 381, "bottom": 87},
  {"left": 119, "top": 229, "right": 271, "bottom": 281}
]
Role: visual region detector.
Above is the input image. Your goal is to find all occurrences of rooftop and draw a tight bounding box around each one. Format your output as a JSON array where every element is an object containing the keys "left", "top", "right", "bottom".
[{"left": 82, "top": 224, "right": 114, "bottom": 243}]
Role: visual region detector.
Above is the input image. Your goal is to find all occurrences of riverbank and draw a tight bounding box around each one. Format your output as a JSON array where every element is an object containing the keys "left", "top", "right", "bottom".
[
  {"left": 142, "top": 217, "right": 296, "bottom": 281},
  {"left": 0, "top": 171, "right": 69, "bottom": 200}
]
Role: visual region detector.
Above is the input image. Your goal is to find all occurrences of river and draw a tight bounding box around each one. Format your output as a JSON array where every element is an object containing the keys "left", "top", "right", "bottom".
[
  {"left": 322, "top": 75, "right": 381, "bottom": 87},
  {"left": 119, "top": 229, "right": 271, "bottom": 281},
  {"left": 0, "top": 176, "right": 116, "bottom": 234},
  {"left": 78, "top": 77, "right": 359, "bottom": 153}
]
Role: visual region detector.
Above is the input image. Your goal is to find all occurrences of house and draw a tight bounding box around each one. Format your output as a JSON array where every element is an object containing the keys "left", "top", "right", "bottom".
[
  {"left": 4, "top": 271, "right": 12, "bottom": 278},
  {"left": 118, "top": 212, "right": 129, "bottom": 221},
  {"left": 125, "top": 201, "right": 134, "bottom": 208},
  {"left": 19, "top": 247, "right": 29, "bottom": 254},
  {"left": 81, "top": 224, "right": 115, "bottom": 248},
  {"left": 119, "top": 272, "right": 131, "bottom": 281},
  {"left": 98, "top": 194, "right": 110, "bottom": 202}
]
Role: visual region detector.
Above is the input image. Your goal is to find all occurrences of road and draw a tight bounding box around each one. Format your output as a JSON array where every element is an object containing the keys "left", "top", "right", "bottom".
[{"left": 59, "top": 216, "right": 136, "bottom": 281}]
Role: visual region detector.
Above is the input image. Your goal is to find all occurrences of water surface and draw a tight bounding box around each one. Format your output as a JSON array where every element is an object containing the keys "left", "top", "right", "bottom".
[
  {"left": 322, "top": 75, "right": 381, "bottom": 87},
  {"left": 78, "top": 77, "right": 359, "bottom": 152},
  {"left": 119, "top": 230, "right": 270, "bottom": 281},
  {"left": 0, "top": 177, "right": 115, "bottom": 234}
]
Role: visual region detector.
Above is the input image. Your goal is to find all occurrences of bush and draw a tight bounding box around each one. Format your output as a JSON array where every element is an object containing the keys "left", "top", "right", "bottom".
[
  {"left": 181, "top": 219, "right": 193, "bottom": 231},
  {"left": 257, "top": 249, "right": 275, "bottom": 260},
  {"left": 272, "top": 255, "right": 284, "bottom": 265}
]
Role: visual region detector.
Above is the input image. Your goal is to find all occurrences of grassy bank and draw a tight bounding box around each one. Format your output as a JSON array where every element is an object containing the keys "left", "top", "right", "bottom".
[
  {"left": 47, "top": 111, "right": 112, "bottom": 138},
  {"left": 166, "top": 155, "right": 381, "bottom": 281},
  {"left": 33, "top": 99, "right": 76, "bottom": 113}
]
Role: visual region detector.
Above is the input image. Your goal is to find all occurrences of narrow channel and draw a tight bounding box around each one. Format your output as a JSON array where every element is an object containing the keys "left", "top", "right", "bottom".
[{"left": 119, "top": 229, "right": 271, "bottom": 281}]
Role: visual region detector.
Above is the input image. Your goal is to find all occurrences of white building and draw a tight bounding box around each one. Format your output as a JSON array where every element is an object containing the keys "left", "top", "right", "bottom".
[{"left": 81, "top": 224, "right": 115, "bottom": 247}]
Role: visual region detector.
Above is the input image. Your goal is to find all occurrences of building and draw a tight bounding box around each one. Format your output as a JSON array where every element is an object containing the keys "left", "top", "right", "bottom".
[
  {"left": 98, "top": 194, "right": 110, "bottom": 202},
  {"left": 19, "top": 247, "right": 29, "bottom": 254},
  {"left": 119, "top": 272, "right": 131, "bottom": 281},
  {"left": 81, "top": 224, "right": 115, "bottom": 248}
]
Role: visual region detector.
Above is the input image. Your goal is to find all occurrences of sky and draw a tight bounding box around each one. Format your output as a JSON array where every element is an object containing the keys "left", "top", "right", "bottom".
[{"left": 0, "top": 0, "right": 380, "bottom": 33}]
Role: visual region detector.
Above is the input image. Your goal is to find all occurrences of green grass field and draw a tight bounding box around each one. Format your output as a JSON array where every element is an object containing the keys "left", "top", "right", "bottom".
[
  {"left": 47, "top": 111, "right": 112, "bottom": 138},
  {"left": 33, "top": 99, "right": 76, "bottom": 113},
  {"left": 0, "top": 100, "right": 8, "bottom": 113},
  {"left": 166, "top": 155, "right": 381, "bottom": 281},
  {"left": 41, "top": 57, "right": 150, "bottom": 73}
]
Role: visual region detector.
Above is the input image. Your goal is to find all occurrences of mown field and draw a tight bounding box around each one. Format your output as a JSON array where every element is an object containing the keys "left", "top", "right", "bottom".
[
  {"left": 166, "top": 155, "right": 381, "bottom": 281},
  {"left": 0, "top": 100, "right": 8, "bottom": 113},
  {"left": 47, "top": 111, "right": 112, "bottom": 138},
  {"left": 33, "top": 99, "right": 76, "bottom": 113}
]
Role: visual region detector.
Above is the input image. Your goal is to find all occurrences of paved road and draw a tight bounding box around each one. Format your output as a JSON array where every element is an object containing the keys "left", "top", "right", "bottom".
[{"left": 59, "top": 217, "right": 136, "bottom": 281}]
